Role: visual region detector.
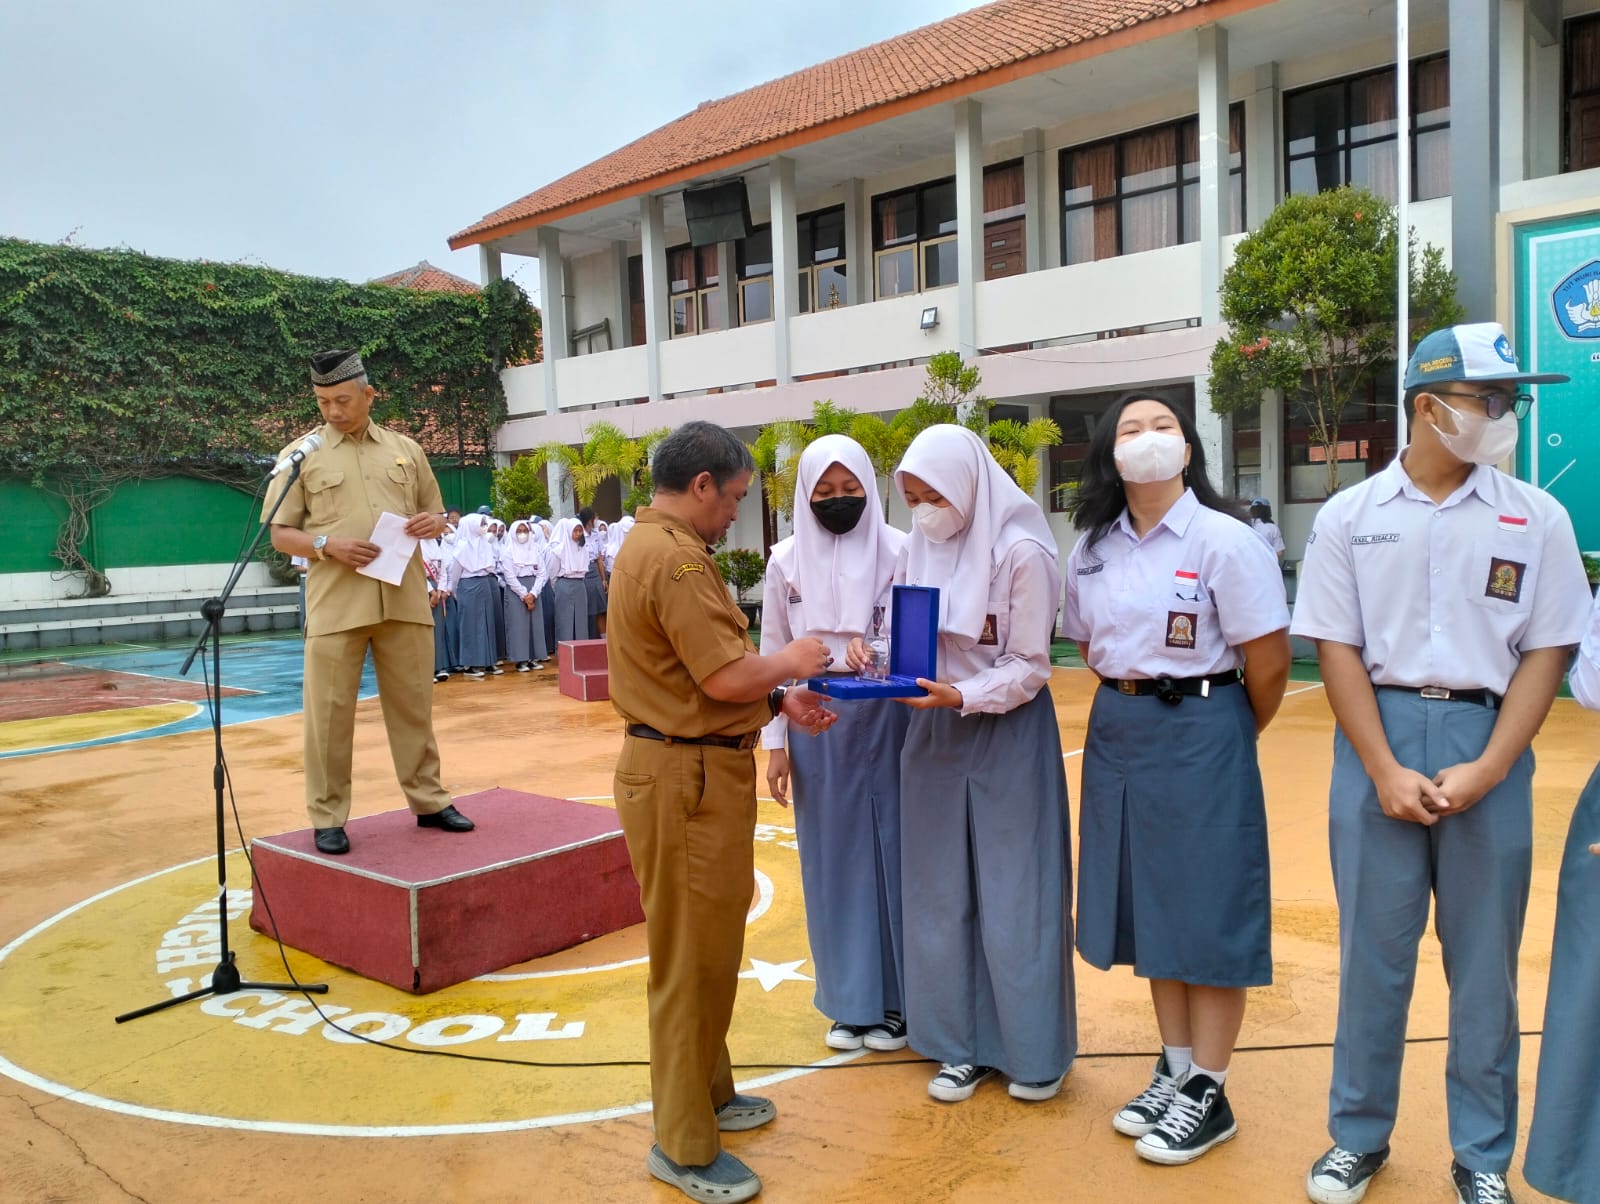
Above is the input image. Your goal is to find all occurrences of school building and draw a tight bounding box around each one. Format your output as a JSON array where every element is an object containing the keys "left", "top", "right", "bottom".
[{"left": 449, "top": 0, "right": 1600, "bottom": 563}]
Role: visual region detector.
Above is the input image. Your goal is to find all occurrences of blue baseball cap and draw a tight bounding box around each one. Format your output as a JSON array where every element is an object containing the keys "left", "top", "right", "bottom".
[{"left": 1403, "top": 322, "right": 1568, "bottom": 390}]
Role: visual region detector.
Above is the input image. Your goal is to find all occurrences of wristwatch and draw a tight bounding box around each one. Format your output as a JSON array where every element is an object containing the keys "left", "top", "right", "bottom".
[
  {"left": 768, "top": 685, "right": 788, "bottom": 718},
  {"left": 312, "top": 535, "right": 329, "bottom": 561}
]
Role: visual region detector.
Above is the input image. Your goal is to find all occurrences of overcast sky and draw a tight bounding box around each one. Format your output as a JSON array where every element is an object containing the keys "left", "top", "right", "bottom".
[{"left": 1, "top": 0, "right": 977, "bottom": 301}]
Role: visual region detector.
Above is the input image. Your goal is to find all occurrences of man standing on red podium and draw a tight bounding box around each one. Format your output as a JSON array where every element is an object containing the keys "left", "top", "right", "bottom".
[
  {"left": 607, "top": 421, "right": 835, "bottom": 1204},
  {"left": 266, "top": 349, "right": 475, "bottom": 855}
]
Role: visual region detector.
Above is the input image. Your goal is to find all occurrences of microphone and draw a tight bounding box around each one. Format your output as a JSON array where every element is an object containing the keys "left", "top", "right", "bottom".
[{"left": 270, "top": 433, "right": 323, "bottom": 477}]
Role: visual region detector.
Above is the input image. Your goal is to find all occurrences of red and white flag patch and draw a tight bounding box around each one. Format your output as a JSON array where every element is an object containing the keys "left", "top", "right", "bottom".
[
  {"left": 1174, "top": 569, "right": 1200, "bottom": 590},
  {"left": 1498, "top": 515, "right": 1528, "bottom": 533}
]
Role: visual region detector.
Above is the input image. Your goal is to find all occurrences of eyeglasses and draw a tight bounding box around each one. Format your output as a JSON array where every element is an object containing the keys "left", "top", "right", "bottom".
[{"left": 1433, "top": 389, "right": 1534, "bottom": 422}]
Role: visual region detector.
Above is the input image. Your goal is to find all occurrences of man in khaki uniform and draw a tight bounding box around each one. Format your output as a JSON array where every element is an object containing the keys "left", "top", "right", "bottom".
[
  {"left": 608, "top": 421, "right": 834, "bottom": 1204},
  {"left": 266, "top": 349, "right": 475, "bottom": 855}
]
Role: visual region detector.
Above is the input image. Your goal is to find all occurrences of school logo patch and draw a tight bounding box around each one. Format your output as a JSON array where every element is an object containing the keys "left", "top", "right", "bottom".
[
  {"left": 1165, "top": 611, "right": 1198, "bottom": 650},
  {"left": 978, "top": 614, "right": 999, "bottom": 645},
  {"left": 1553, "top": 258, "right": 1600, "bottom": 340},
  {"left": 671, "top": 562, "right": 705, "bottom": 581},
  {"left": 1484, "top": 558, "right": 1526, "bottom": 603}
]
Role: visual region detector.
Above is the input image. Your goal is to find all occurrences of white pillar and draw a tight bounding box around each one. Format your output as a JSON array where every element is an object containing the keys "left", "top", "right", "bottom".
[
  {"left": 640, "top": 194, "right": 669, "bottom": 401},
  {"left": 1499, "top": 0, "right": 1527, "bottom": 186},
  {"left": 1244, "top": 63, "right": 1279, "bottom": 231},
  {"left": 1021, "top": 128, "right": 1045, "bottom": 273},
  {"left": 1195, "top": 24, "right": 1232, "bottom": 489},
  {"left": 843, "top": 177, "right": 870, "bottom": 305},
  {"left": 1260, "top": 387, "right": 1284, "bottom": 516},
  {"left": 609, "top": 240, "right": 631, "bottom": 349},
  {"left": 479, "top": 245, "right": 503, "bottom": 286},
  {"left": 770, "top": 156, "right": 799, "bottom": 384},
  {"left": 954, "top": 99, "right": 984, "bottom": 358},
  {"left": 537, "top": 228, "right": 566, "bottom": 414}
]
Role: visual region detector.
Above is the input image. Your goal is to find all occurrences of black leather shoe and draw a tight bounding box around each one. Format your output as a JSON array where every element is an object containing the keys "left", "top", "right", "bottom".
[
  {"left": 416, "top": 805, "right": 474, "bottom": 832},
  {"left": 314, "top": 827, "right": 350, "bottom": 855}
]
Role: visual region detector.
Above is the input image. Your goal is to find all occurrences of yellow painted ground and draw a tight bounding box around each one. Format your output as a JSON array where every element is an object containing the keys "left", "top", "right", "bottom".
[
  {"left": 0, "top": 664, "right": 1590, "bottom": 1203},
  {"left": 0, "top": 700, "right": 198, "bottom": 753}
]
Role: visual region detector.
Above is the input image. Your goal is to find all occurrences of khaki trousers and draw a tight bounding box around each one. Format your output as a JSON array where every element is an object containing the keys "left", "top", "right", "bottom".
[
  {"left": 614, "top": 735, "right": 756, "bottom": 1166},
  {"left": 303, "top": 620, "right": 452, "bottom": 829}
]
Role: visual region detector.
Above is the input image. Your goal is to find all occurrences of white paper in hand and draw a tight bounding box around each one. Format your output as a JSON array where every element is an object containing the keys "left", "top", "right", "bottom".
[{"left": 357, "top": 512, "right": 420, "bottom": 587}]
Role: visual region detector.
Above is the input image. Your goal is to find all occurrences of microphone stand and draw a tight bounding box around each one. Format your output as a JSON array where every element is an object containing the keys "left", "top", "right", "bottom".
[{"left": 116, "top": 452, "right": 327, "bottom": 1023}]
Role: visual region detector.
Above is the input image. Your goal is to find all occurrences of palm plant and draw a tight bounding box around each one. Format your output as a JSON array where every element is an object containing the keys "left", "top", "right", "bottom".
[
  {"left": 986, "top": 416, "right": 1063, "bottom": 495},
  {"left": 526, "top": 420, "right": 647, "bottom": 508}
]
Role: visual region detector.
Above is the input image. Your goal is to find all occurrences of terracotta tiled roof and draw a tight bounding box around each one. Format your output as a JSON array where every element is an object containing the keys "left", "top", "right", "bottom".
[
  {"left": 371, "top": 261, "right": 481, "bottom": 294},
  {"left": 450, "top": 0, "right": 1234, "bottom": 248}
]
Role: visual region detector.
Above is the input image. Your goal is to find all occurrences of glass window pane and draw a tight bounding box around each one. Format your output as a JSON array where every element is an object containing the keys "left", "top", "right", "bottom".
[
  {"left": 1414, "top": 127, "right": 1451, "bottom": 201},
  {"left": 815, "top": 263, "right": 847, "bottom": 310},
  {"left": 921, "top": 180, "right": 958, "bottom": 238},
  {"left": 1065, "top": 143, "right": 1115, "bottom": 205},
  {"left": 876, "top": 247, "right": 916, "bottom": 298},
  {"left": 1348, "top": 69, "right": 1398, "bottom": 142},
  {"left": 798, "top": 269, "right": 812, "bottom": 314},
  {"left": 812, "top": 207, "right": 845, "bottom": 262},
  {"left": 1288, "top": 152, "right": 1342, "bottom": 196},
  {"left": 1350, "top": 140, "right": 1398, "bottom": 202},
  {"left": 740, "top": 279, "right": 772, "bottom": 323},
  {"left": 671, "top": 295, "right": 695, "bottom": 337},
  {"left": 1180, "top": 120, "right": 1200, "bottom": 182},
  {"left": 983, "top": 161, "right": 1025, "bottom": 219},
  {"left": 669, "top": 247, "right": 695, "bottom": 294},
  {"left": 922, "top": 239, "right": 959, "bottom": 289},
  {"left": 700, "top": 289, "right": 725, "bottom": 333},
  {"left": 738, "top": 227, "right": 772, "bottom": 278},
  {"left": 1286, "top": 82, "right": 1345, "bottom": 156},
  {"left": 1064, "top": 203, "right": 1116, "bottom": 264},
  {"left": 1414, "top": 56, "right": 1450, "bottom": 127},
  {"left": 697, "top": 245, "right": 721, "bottom": 287},
  {"left": 1182, "top": 180, "right": 1198, "bottom": 244},
  {"left": 797, "top": 217, "right": 814, "bottom": 268},
  {"left": 1230, "top": 170, "right": 1243, "bottom": 234},
  {"left": 1121, "top": 191, "right": 1178, "bottom": 255},
  {"left": 1121, "top": 127, "right": 1178, "bottom": 192},
  {"left": 875, "top": 193, "right": 918, "bottom": 248}
]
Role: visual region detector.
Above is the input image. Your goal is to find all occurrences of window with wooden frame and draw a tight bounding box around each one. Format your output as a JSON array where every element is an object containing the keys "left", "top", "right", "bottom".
[
  {"left": 1060, "top": 108, "right": 1244, "bottom": 265},
  {"left": 798, "top": 206, "right": 847, "bottom": 313},
  {"left": 1566, "top": 14, "right": 1600, "bottom": 172},
  {"left": 873, "top": 163, "right": 1028, "bottom": 298},
  {"left": 666, "top": 244, "right": 725, "bottom": 337},
  {"left": 735, "top": 225, "right": 773, "bottom": 324},
  {"left": 1284, "top": 55, "right": 1450, "bottom": 203}
]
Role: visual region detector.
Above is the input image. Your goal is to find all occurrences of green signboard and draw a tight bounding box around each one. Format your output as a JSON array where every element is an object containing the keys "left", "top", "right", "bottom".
[{"left": 1515, "top": 213, "right": 1600, "bottom": 553}]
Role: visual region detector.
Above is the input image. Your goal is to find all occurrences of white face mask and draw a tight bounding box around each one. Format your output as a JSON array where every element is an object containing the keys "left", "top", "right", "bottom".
[
  {"left": 1113, "top": 431, "right": 1188, "bottom": 484},
  {"left": 1432, "top": 398, "right": 1519, "bottom": 466},
  {"left": 912, "top": 502, "right": 964, "bottom": 543},
  {"left": 515, "top": 531, "right": 530, "bottom": 543}
]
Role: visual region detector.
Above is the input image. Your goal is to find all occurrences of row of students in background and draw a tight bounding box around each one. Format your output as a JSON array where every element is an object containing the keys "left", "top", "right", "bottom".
[
  {"left": 419, "top": 507, "right": 634, "bottom": 680},
  {"left": 752, "top": 323, "right": 1594, "bottom": 1204}
]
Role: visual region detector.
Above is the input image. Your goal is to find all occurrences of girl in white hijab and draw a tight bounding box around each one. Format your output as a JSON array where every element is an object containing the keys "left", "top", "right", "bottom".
[
  {"left": 499, "top": 519, "right": 550, "bottom": 670},
  {"left": 549, "top": 516, "right": 592, "bottom": 644},
  {"left": 759, "top": 434, "right": 910, "bottom": 1054},
  {"left": 849, "top": 423, "right": 1076, "bottom": 1106},
  {"left": 449, "top": 513, "right": 501, "bottom": 678}
]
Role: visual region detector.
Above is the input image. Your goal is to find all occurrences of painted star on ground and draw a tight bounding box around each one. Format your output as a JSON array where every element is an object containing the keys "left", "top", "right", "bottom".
[{"left": 739, "top": 958, "right": 813, "bottom": 992}]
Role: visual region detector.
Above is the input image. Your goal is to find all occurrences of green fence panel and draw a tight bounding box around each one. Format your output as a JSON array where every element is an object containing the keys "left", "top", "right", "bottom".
[
  {"left": 93, "top": 477, "right": 261, "bottom": 568},
  {"left": 0, "top": 478, "right": 69, "bottom": 573}
]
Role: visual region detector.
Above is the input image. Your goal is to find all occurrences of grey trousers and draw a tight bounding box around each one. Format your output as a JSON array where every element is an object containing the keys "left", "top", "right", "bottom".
[
  {"left": 553, "top": 576, "right": 588, "bottom": 645},
  {"left": 1327, "top": 687, "right": 1534, "bottom": 1173}
]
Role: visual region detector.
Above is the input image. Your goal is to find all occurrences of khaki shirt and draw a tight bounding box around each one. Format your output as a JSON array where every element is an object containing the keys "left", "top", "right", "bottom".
[
  {"left": 263, "top": 421, "right": 443, "bottom": 637},
  {"left": 607, "top": 506, "right": 769, "bottom": 738}
]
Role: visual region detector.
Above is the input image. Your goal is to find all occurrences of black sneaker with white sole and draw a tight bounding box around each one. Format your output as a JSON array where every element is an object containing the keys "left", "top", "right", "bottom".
[
  {"left": 825, "top": 1021, "right": 870, "bottom": 1051},
  {"left": 863, "top": 1011, "right": 908, "bottom": 1052},
  {"left": 1134, "top": 1072, "right": 1237, "bottom": 1164},
  {"left": 927, "top": 1063, "right": 997, "bottom": 1102},
  {"left": 1451, "top": 1161, "right": 1514, "bottom": 1204},
  {"left": 1113, "top": 1054, "right": 1180, "bottom": 1137},
  {"left": 1306, "top": 1145, "right": 1390, "bottom": 1203}
]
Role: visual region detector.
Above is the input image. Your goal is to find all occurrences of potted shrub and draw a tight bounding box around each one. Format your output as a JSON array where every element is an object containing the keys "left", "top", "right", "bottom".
[{"left": 714, "top": 548, "right": 767, "bottom": 625}]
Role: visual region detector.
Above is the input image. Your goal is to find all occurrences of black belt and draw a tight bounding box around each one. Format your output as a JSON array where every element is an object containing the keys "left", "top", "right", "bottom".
[
  {"left": 626, "top": 723, "right": 759, "bottom": 751},
  {"left": 1097, "top": 670, "right": 1241, "bottom": 706},
  {"left": 1380, "top": 684, "right": 1500, "bottom": 709}
]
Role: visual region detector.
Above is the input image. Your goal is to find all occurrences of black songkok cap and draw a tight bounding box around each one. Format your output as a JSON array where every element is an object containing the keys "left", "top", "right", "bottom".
[{"left": 310, "top": 349, "right": 366, "bottom": 386}]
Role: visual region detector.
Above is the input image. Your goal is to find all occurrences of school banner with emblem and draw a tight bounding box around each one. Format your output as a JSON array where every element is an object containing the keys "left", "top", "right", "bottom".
[{"left": 1515, "top": 214, "right": 1600, "bottom": 552}]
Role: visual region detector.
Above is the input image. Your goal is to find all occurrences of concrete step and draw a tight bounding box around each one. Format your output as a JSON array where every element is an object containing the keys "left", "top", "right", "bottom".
[
  {"left": 0, "top": 587, "right": 299, "bottom": 628},
  {"left": 0, "top": 604, "right": 302, "bottom": 652}
]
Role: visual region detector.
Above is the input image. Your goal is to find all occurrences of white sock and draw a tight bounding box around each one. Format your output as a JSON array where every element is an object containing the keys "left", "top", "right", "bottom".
[
  {"left": 1162, "top": 1045, "right": 1192, "bottom": 1079},
  {"left": 1186, "top": 1062, "right": 1228, "bottom": 1086}
]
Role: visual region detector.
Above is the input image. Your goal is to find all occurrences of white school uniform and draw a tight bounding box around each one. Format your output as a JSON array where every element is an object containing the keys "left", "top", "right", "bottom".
[
  {"left": 1250, "top": 518, "right": 1286, "bottom": 558},
  {"left": 1062, "top": 489, "right": 1289, "bottom": 679}
]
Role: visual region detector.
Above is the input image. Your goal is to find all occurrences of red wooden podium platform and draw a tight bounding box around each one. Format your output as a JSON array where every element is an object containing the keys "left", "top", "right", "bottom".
[
  {"left": 247, "top": 788, "right": 642, "bottom": 993},
  {"left": 558, "top": 638, "right": 609, "bottom": 702}
]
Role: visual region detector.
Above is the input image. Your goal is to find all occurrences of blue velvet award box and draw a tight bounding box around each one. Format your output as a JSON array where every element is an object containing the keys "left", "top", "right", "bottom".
[{"left": 808, "top": 585, "right": 938, "bottom": 700}]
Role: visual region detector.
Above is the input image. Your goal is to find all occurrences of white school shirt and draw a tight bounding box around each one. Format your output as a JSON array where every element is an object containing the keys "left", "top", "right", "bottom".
[
  {"left": 497, "top": 542, "right": 549, "bottom": 599},
  {"left": 1570, "top": 590, "right": 1600, "bottom": 712},
  {"left": 1062, "top": 489, "right": 1289, "bottom": 680},
  {"left": 1290, "top": 455, "right": 1590, "bottom": 697},
  {"left": 757, "top": 541, "right": 897, "bottom": 749},
  {"left": 1251, "top": 518, "right": 1286, "bottom": 557}
]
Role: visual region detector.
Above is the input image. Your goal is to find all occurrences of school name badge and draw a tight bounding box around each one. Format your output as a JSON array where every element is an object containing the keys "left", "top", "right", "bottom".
[{"left": 1553, "top": 258, "right": 1600, "bottom": 340}]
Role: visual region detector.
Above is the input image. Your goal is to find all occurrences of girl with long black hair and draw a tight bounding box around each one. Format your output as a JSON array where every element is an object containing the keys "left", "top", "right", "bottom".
[{"left": 1062, "top": 391, "right": 1290, "bottom": 1166}]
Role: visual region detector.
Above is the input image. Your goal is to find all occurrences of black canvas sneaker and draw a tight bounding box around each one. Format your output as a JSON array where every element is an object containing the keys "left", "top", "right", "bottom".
[
  {"left": 863, "top": 1011, "right": 908, "bottom": 1052},
  {"left": 1113, "top": 1054, "right": 1180, "bottom": 1137},
  {"left": 1451, "top": 1161, "right": 1514, "bottom": 1204},
  {"left": 825, "top": 1021, "right": 871, "bottom": 1051},
  {"left": 927, "top": 1063, "right": 997, "bottom": 1102},
  {"left": 1134, "top": 1072, "right": 1237, "bottom": 1164},
  {"left": 1307, "top": 1146, "right": 1390, "bottom": 1203}
]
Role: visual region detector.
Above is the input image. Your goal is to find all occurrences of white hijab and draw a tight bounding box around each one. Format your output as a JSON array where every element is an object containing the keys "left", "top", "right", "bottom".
[
  {"left": 550, "top": 516, "right": 590, "bottom": 577},
  {"left": 502, "top": 519, "right": 545, "bottom": 575},
  {"left": 451, "top": 513, "right": 498, "bottom": 575},
  {"left": 894, "top": 424, "right": 1058, "bottom": 645},
  {"left": 770, "top": 434, "right": 904, "bottom": 637}
]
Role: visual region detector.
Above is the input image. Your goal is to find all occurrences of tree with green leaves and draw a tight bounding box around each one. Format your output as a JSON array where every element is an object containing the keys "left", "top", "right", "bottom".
[
  {"left": 986, "top": 415, "right": 1064, "bottom": 495},
  {"left": 0, "top": 236, "right": 538, "bottom": 594},
  {"left": 1207, "top": 186, "right": 1463, "bottom": 497},
  {"left": 525, "top": 421, "right": 668, "bottom": 511},
  {"left": 491, "top": 454, "right": 551, "bottom": 521}
]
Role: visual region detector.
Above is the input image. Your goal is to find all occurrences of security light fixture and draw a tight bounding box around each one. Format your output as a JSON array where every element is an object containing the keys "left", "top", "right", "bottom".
[{"left": 920, "top": 306, "right": 939, "bottom": 331}]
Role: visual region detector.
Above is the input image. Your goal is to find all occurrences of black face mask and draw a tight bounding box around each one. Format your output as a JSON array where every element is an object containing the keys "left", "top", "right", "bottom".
[{"left": 811, "top": 495, "right": 868, "bottom": 535}]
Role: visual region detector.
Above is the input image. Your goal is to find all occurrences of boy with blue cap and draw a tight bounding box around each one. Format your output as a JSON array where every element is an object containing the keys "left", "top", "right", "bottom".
[{"left": 1292, "top": 323, "right": 1590, "bottom": 1204}]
